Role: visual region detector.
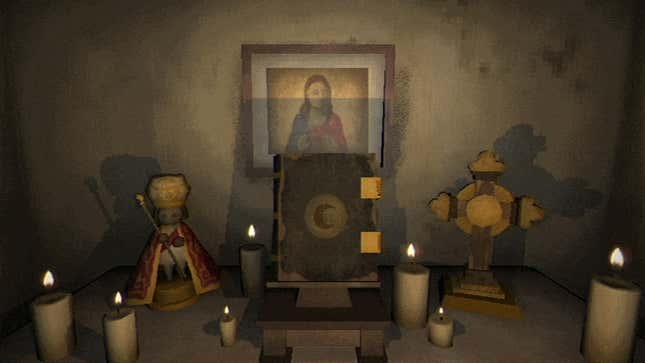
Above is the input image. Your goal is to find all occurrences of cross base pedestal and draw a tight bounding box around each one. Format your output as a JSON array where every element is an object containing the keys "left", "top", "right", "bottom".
[
  {"left": 441, "top": 271, "right": 523, "bottom": 320},
  {"left": 452, "top": 270, "right": 506, "bottom": 299}
]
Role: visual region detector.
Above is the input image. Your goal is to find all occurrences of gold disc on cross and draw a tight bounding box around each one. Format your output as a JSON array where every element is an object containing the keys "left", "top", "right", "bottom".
[
  {"left": 304, "top": 194, "right": 349, "bottom": 239},
  {"left": 453, "top": 182, "right": 514, "bottom": 237},
  {"left": 466, "top": 195, "right": 502, "bottom": 227}
]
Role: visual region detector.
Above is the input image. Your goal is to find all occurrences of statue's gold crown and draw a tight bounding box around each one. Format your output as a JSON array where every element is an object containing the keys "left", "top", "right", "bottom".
[
  {"left": 147, "top": 174, "right": 190, "bottom": 208},
  {"left": 468, "top": 150, "right": 505, "bottom": 173}
]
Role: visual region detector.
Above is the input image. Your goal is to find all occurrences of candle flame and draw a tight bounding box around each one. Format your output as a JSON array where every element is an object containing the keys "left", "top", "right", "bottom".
[
  {"left": 114, "top": 292, "right": 123, "bottom": 306},
  {"left": 406, "top": 243, "right": 416, "bottom": 258},
  {"left": 438, "top": 306, "right": 444, "bottom": 314},
  {"left": 224, "top": 305, "right": 230, "bottom": 314},
  {"left": 609, "top": 247, "right": 624, "bottom": 269},
  {"left": 247, "top": 225, "right": 256, "bottom": 239},
  {"left": 42, "top": 270, "right": 54, "bottom": 288}
]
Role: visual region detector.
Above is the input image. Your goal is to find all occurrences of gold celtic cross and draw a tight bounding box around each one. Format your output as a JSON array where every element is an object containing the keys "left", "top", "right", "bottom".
[{"left": 429, "top": 150, "right": 545, "bottom": 315}]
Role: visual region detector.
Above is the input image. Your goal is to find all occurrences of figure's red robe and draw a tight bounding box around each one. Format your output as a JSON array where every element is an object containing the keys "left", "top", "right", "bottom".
[
  {"left": 309, "top": 113, "right": 348, "bottom": 152},
  {"left": 286, "top": 112, "right": 348, "bottom": 153},
  {"left": 126, "top": 222, "right": 220, "bottom": 305}
]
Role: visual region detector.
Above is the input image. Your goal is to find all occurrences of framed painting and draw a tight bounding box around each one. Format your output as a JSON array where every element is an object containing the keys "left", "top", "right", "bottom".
[{"left": 242, "top": 44, "right": 395, "bottom": 176}]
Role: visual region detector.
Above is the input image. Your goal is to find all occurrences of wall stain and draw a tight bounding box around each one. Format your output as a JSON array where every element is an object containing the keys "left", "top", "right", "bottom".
[
  {"left": 458, "top": 25, "right": 475, "bottom": 70},
  {"left": 478, "top": 61, "right": 491, "bottom": 75},
  {"left": 573, "top": 77, "right": 588, "bottom": 94},
  {"left": 528, "top": 56, "right": 538, "bottom": 76},
  {"left": 384, "top": 67, "right": 412, "bottom": 175},
  {"left": 440, "top": 0, "right": 469, "bottom": 25},
  {"left": 585, "top": 0, "right": 634, "bottom": 30},
  {"left": 541, "top": 37, "right": 578, "bottom": 78},
  {"left": 460, "top": 27, "right": 470, "bottom": 41}
]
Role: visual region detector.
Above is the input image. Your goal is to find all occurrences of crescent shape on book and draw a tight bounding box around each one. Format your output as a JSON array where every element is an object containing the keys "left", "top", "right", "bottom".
[{"left": 313, "top": 203, "right": 335, "bottom": 229}]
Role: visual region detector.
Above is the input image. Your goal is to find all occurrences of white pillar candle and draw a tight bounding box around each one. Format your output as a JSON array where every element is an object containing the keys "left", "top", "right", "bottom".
[
  {"left": 582, "top": 275, "right": 641, "bottom": 363},
  {"left": 582, "top": 247, "right": 642, "bottom": 363},
  {"left": 240, "top": 231, "right": 265, "bottom": 299},
  {"left": 220, "top": 306, "right": 237, "bottom": 347},
  {"left": 103, "top": 292, "right": 138, "bottom": 363},
  {"left": 393, "top": 243, "right": 430, "bottom": 328},
  {"left": 30, "top": 271, "right": 76, "bottom": 362},
  {"left": 427, "top": 307, "right": 455, "bottom": 348}
]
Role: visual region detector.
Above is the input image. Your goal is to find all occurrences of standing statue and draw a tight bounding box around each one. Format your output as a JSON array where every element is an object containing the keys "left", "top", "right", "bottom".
[{"left": 126, "top": 174, "right": 220, "bottom": 309}]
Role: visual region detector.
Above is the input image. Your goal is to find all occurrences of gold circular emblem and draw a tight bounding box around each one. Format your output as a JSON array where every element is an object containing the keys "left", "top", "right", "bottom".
[
  {"left": 304, "top": 194, "right": 349, "bottom": 239},
  {"left": 466, "top": 195, "right": 503, "bottom": 228}
]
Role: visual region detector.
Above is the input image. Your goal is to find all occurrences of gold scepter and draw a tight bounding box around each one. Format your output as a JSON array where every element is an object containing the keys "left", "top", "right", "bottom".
[{"left": 135, "top": 194, "right": 187, "bottom": 281}]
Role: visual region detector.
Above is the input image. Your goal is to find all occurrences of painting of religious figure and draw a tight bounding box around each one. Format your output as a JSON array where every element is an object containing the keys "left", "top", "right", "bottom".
[
  {"left": 267, "top": 68, "right": 369, "bottom": 154},
  {"left": 242, "top": 44, "right": 394, "bottom": 176}
]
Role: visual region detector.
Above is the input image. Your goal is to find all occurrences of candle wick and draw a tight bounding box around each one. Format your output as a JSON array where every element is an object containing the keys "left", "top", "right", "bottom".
[
  {"left": 608, "top": 265, "right": 620, "bottom": 278},
  {"left": 45, "top": 284, "right": 54, "bottom": 294}
]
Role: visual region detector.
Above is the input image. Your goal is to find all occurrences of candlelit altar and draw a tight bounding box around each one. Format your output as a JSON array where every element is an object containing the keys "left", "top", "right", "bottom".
[{"left": 2, "top": 266, "right": 643, "bottom": 362}]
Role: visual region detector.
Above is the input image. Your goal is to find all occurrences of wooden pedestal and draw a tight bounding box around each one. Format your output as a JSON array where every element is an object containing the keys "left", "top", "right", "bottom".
[
  {"left": 296, "top": 287, "right": 352, "bottom": 308},
  {"left": 441, "top": 273, "right": 523, "bottom": 319},
  {"left": 257, "top": 289, "right": 390, "bottom": 362}
]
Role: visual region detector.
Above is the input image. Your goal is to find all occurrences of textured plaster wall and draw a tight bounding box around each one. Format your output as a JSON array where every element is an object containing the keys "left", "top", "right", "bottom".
[
  {"left": 4, "top": 0, "right": 634, "bottom": 313},
  {"left": 0, "top": 2, "right": 37, "bottom": 324},
  {"left": 633, "top": 1, "right": 645, "bottom": 317},
  {"left": 606, "top": 0, "right": 645, "bottom": 316}
]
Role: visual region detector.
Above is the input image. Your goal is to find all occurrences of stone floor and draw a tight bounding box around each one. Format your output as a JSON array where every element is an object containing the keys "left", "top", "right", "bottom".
[{"left": 1, "top": 266, "right": 643, "bottom": 363}]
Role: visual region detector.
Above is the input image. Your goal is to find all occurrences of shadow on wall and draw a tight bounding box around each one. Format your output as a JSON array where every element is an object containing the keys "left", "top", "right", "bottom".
[
  {"left": 221, "top": 92, "right": 274, "bottom": 265},
  {"left": 81, "top": 154, "right": 161, "bottom": 280},
  {"left": 441, "top": 124, "right": 603, "bottom": 265}
]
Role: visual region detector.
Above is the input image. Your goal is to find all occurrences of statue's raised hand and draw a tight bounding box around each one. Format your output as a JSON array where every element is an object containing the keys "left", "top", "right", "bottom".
[{"left": 158, "top": 233, "right": 170, "bottom": 244}]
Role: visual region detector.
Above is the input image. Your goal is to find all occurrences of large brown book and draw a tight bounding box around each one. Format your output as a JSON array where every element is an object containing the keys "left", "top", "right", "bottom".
[{"left": 273, "top": 154, "right": 380, "bottom": 282}]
